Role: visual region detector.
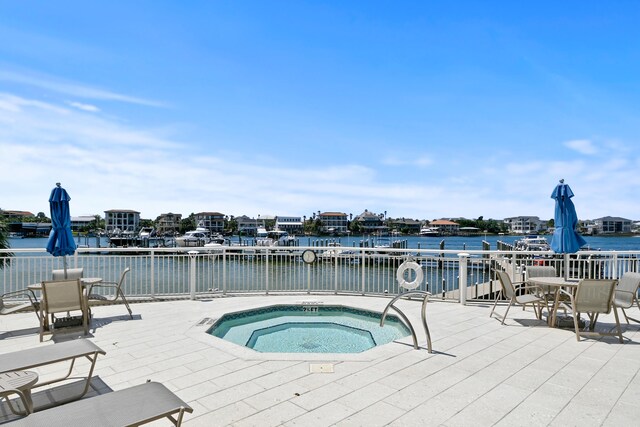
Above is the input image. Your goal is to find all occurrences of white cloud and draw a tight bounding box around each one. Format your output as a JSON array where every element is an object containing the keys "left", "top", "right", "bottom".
[
  {"left": 564, "top": 139, "right": 598, "bottom": 155},
  {"left": 382, "top": 155, "right": 433, "bottom": 167},
  {"left": 0, "top": 70, "right": 164, "bottom": 107},
  {"left": 67, "top": 101, "right": 100, "bottom": 112}
]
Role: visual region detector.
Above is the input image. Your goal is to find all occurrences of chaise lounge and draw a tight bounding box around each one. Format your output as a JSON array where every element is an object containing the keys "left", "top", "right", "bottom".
[{"left": 7, "top": 381, "right": 192, "bottom": 426}]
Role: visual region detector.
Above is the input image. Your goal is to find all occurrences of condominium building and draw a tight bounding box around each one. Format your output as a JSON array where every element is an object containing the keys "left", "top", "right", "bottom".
[
  {"left": 275, "top": 216, "right": 303, "bottom": 234},
  {"left": 318, "top": 212, "right": 348, "bottom": 234},
  {"left": 195, "top": 212, "right": 225, "bottom": 235},
  {"left": 104, "top": 209, "right": 140, "bottom": 234}
]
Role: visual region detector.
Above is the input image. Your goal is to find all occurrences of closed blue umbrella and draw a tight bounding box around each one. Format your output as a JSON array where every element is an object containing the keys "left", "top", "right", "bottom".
[
  {"left": 550, "top": 179, "right": 587, "bottom": 253},
  {"left": 46, "top": 183, "right": 77, "bottom": 277}
]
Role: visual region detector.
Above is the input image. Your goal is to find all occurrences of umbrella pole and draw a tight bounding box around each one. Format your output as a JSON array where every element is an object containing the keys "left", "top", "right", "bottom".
[{"left": 63, "top": 256, "right": 68, "bottom": 279}]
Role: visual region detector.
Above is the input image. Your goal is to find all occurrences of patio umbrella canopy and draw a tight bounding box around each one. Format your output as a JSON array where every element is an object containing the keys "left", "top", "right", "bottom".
[
  {"left": 550, "top": 179, "right": 587, "bottom": 253},
  {"left": 46, "top": 183, "right": 77, "bottom": 277}
]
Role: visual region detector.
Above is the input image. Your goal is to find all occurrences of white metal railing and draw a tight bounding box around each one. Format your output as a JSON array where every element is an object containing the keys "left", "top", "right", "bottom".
[{"left": 1, "top": 246, "right": 639, "bottom": 303}]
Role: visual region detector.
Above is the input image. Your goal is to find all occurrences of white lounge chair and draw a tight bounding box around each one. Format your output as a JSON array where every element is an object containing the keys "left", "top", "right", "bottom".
[
  {"left": 8, "top": 381, "right": 192, "bottom": 426},
  {"left": 0, "top": 339, "right": 105, "bottom": 412}
]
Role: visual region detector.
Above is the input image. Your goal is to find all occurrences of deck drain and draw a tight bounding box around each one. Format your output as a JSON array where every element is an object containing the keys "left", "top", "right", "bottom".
[
  {"left": 196, "top": 317, "right": 215, "bottom": 326},
  {"left": 309, "top": 363, "right": 334, "bottom": 373}
]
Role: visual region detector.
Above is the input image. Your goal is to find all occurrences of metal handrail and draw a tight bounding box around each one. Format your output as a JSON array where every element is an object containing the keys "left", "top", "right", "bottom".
[{"left": 380, "top": 290, "right": 432, "bottom": 353}]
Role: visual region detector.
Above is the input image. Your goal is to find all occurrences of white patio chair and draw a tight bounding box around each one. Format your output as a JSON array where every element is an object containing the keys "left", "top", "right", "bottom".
[
  {"left": 556, "top": 279, "right": 622, "bottom": 343},
  {"left": 613, "top": 272, "right": 640, "bottom": 324},
  {"left": 490, "top": 269, "right": 545, "bottom": 325},
  {"left": 86, "top": 267, "right": 133, "bottom": 319},
  {"left": 39, "top": 279, "right": 89, "bottom": 342}
]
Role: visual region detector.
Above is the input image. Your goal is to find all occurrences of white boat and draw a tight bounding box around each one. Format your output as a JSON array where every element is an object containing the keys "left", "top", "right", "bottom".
[
  {"left": 419, "top": 227, "right": 440, "bottom": 237},
  {"left": 256, "top": 230, "right": 295, "bottom": 247},
  {"left": 175, "top": 228, "right": 211, "bottom": 247},
  {"left": 514, "top": 235, "right": 551, "bottom": 251}
]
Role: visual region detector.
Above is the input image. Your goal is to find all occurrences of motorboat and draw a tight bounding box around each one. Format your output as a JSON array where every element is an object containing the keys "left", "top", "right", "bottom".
[
  {"left": 419, "top": 227, "right": 440, "bottom": 237},
  {"left": 256, "top": 230, "right": 295, "bottom": 247},
  {"left": 514, "top": 235, "right": 551, "bottom": 251},
  {"left": 175, "top": 228, "right": 211, "bottom": 247}
]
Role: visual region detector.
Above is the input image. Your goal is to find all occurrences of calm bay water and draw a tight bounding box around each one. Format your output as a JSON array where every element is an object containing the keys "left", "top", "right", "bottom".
[{"left": 7, "top": 234, "right": 640, "bottom": 252}]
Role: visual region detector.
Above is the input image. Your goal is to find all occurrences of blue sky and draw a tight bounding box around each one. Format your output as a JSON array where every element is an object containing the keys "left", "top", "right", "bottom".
[{"left": 1, "top": 1, "right": 639, "bottom": 221}]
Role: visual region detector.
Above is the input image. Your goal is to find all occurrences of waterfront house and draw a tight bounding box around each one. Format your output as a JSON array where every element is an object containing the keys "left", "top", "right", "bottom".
[
  {"left": 104, "top": 209, "right": 140, "bottom": 235},
  {"left": 236, "top": 215, "right": 259, "bottom": 236},
  {"left": 195, "top": 212, "right": 225, "bottom": 235},
  {"left": 503, "top": 216, "right": 545, "bottom": 234},
  {"left": 354, "top": 209, "right": 386, "bottom": 234},
  {"left": 275, "top": 216, "right": 303, "bottom": 234},
  {"left": 429, "top": 219, "right": 461, "bottom": 235},
  {"left": 70, "top": 215, "right": 96, "bottom": 232},
  {"left": 387, "top": 217, "right": 421, "bottom": 234},
  {"left": 155, "top": 212, "right": 182, "bottom": 235},
  {"left": 594, "top": 216, "right": 633, "bottom": 234},
  {"left": 318, "top": 212, "right": 349, "bottom": 235}
]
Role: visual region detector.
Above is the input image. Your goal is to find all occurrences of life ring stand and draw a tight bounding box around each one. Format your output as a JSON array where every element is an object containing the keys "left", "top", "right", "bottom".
[{"left": 396, "top": 261, "right": 424, "bottom": 290}]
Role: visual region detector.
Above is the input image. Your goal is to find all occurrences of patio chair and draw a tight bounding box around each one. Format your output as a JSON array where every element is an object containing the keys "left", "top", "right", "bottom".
[
  {"left": 613, "top": 272, "right": 640, "bottom": 324},
  {"left": 39, "top": 279, "right": 89, "bottom": 342},
  {"left": 52, "top": 267, "right": 84, "bottom": 281},
  {"left": 8, "top": 381, "right": 193, "bottom": 426},
  {"left": 86, "top": 267, "right": 133, "bottom": 319},
  {"left": 556, "top": 279, "right": 622, "bottom": 343},
  {"left": 526, "top": 265, "right": 562, "bottom": 315},
  {"left": 490, "top": 269, "right": 545, "bottom": 325},
  {"left": 1, "top": 289, "right": 39, "bottom": 319}
]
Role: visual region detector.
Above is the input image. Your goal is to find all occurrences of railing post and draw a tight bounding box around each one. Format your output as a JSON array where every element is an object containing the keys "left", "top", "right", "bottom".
[
  {"left": 150, "top": 250, "right": 155, "bottom": 298},
  {"left": 265, "top": 249, "right": 269, "bottom": 294},
  {"left": 222, "top": 248, "right": 227, "bottom": 294},
  {"left": 458, "top": 252, "right": 469, "bottom": 305},
  {"left": 188, "top": 251, "right": 198, "bottom": 300}
]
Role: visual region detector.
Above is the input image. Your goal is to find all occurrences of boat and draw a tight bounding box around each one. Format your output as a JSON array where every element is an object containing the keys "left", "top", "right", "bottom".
[
  {"left": 8, "top": 232, "right": 24, "bottom": 239},
  {"left": 175, "top": 228, "right": 212, "bottom": 247},
  {"left": 419, "top": 227, "right": 440, "bottom": 237},
  {"left": 513, "top": 235, "right": 551, "bottom": 252},
  {"left": 320, "top": 242, "right": 356, "bottom": 259},
  {"left": 256, "top": 230, "right": 296, "bottom": 247}
]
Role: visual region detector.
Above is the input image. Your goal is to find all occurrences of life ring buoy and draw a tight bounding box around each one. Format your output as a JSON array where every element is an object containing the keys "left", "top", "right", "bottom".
[{"left": 396, "top": 261, "right": 424, "bottom": 290}]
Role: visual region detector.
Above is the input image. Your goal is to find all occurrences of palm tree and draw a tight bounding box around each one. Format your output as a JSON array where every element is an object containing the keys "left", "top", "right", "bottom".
[{"left": 0, "top": 219, "right": 14, "bottom": 269}]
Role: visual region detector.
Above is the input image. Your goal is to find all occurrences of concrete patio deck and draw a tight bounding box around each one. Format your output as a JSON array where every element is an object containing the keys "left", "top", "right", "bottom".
[{"left": 1, "top": 295, "right": 639, "bottom": 426}]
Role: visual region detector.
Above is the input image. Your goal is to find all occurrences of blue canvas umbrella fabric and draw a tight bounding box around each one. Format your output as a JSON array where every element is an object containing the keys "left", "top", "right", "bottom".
[
  {"left": 550, "top": 180, "right": 587, "bottom": 253},
  {"left": 46, "top": 183, "right": 77, "bottom": 275}
]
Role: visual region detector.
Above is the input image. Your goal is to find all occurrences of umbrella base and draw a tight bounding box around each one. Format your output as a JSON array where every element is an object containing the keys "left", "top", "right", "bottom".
[
  {"left": 53, "top": 316, "right": 84, "bottom": 329},
  {"left": 555, "top": 315, "right": 585, "bottom": 329}
]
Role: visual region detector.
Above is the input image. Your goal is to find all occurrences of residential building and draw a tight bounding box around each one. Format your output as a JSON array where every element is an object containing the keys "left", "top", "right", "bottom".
[
  {"left": 70, "top": 215, "right": 96, "bottom": 232},
  {"left": 156, "top": 212, "right": 182, "bottom": 236},
  {"left": 275, "top": 216, "right": 303, "bottom": 234},
  {"left": 318, "top": 212, "right": 349, "bottom": 234},
  {"left": 0, "top": 210, "right": 34, "bottom": 220},
  {"left": 236, "top": 215, "right": 259, "bottom": 236},
  {"left": 430, "top": 219, "right": 460, "bottom": 235},
  {"left": 354, "top": 210, "right": 386, "bottom": 234},
  {"left": 387, "top": 218, "right": 421, "bottom": 234},
  {"left": 593, "top": 216, "right": 633, "bottom": 234},
  {"left": 503, "top": 216, "right": 545, "bottom": 234},
  {"left": 104, "top": 209, "right": 140, "bottom": 234},
  {"left": 195, "top": 212, "right": 225, "bottom": 235}
]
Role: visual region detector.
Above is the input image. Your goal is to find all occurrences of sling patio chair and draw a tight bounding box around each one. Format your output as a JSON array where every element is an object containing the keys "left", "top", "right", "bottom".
[
  {"left": 525, "top": 265, "right": 564, "bottom": 317},
  {"left": 39, "top": 279, "right": 89, "bottom": 342},
  {"left": 86, "top": 267, "right": 133, "bottom": 319},
  {"left": 1, "top": 289, "right": 39, "bottom": 319},
  {"left": 555, "top": 279, "right": 623, "bottom": 343},
  {"left": 613, "top": 272, "right": 640, "bottom": 324},
  {"left": 490, "top": 269, "right": 545, "bottom": 325},
  {"left": 51, "top": 268, "right": 84, "bottom": 281}
]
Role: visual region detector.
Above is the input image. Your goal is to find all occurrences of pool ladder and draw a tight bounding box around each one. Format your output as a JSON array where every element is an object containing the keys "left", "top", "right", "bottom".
[{"left": 380, "top": 291, "right": 432, "bottom": 353}]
